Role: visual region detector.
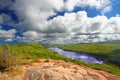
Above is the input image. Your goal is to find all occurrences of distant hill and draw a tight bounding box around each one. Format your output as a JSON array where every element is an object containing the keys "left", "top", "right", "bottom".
[
  {"left": 97, "top": 40, "right": 120, "bottom": 44},
  {"left": 0, "top": 41, "right": 25, "bottom": 45}
]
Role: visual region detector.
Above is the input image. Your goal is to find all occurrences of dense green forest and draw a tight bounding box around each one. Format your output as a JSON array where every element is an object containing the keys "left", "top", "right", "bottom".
[
  {"left": 0, "top": 43, "right": 120, "bottom": 76},
  {"left": 60, "top": 43, "right": 120, "bottom": 67}
]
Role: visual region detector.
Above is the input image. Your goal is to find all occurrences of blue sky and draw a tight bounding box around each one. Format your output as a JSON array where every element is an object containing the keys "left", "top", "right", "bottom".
[
  {"left": 105, "top": 1, "right": 120, "bottom": 18},
  {"left": 0, "top": 0, "right": 120, "bottom": 44}
]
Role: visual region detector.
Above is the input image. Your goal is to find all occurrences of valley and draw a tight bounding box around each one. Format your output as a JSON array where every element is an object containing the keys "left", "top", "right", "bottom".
[{"left": 0, "top": 43, "right": 120, "bottom": 80}]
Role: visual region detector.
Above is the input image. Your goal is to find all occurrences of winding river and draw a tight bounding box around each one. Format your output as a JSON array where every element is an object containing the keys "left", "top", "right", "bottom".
[{"left": 49, "top": 48, "right": 103, "bottom": 64}]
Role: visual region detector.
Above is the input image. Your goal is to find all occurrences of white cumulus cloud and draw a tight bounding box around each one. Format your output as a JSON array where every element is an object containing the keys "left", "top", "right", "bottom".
[
  {"left": 0, "top": 29, "right": 16, "bottom": 42},
  {"left": 101, "top": 6, "right": 112, "bottom": 15},
  {"left": 65, "top": 0, "right": 111, "bottom": 11},
  {"left": 1, "top": 0, "right": 119, "bottom": 44}
]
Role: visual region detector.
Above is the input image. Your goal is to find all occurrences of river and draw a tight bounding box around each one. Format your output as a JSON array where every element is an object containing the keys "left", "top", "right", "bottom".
[{"left": 49, "top": 48, "right": 103, "bottom": 64}]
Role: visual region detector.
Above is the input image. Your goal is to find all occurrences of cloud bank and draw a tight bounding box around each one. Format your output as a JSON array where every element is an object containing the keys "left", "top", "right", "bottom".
[
  {"left": 0, "top": 29, "right": 16, "bottom": 41},
  {"left": 0, "top": 0, "right": 120, "bottom": 44}
]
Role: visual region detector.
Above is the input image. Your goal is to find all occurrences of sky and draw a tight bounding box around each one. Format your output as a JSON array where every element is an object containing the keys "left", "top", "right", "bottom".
[{"left": 0, "top": 0, "right": 120, "bottom": 44}]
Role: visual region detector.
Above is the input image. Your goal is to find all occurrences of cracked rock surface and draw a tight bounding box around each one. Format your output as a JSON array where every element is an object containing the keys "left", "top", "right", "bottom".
[{"left": 23, "top": 59, "right": 120, "bottom": 80}]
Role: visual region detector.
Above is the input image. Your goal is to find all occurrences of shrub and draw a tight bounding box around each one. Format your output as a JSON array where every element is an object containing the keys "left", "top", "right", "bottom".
[{"left": 0, "top": 46, "right": 17, "bottom": 71}]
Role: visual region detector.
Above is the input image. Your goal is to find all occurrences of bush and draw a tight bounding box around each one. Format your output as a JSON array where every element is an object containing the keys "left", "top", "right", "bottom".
[{"left": 0, "top": 46, "right": 17, "bottom": 71}]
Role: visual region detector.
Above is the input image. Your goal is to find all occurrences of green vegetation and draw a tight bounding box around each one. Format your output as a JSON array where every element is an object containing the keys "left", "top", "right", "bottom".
[
  {"left": 0, "top": 43, "right": 120, "bottom": 76},
  {"left": 108, "top": 49, "right": 120, "bottom": 67},
  {"left": 0, "top": 44, "right": 71, "bottom": 65},
  {"left": 60, "top": 43, "right": 120, "bottom": 53},
  {"left": 0, "top": 46, "right": 17, "bottom": 71},
  {"left": 60, "top": 43, "right": 120, "bottom": 67},
  {"left": 98, "top": 40, "right": 120, "bottom": 44}
]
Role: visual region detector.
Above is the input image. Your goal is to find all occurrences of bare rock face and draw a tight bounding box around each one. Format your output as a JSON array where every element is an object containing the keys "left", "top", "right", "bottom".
[
  {"left": 0, "top": 72, "right": 10, "bottom": 80},
  {"left": 23, "top": 59, "right": 120, "bottom": 80}
]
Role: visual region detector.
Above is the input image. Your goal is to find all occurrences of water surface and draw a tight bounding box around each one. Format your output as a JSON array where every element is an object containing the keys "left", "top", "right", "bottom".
[{"left": 49, "top": 48, "right": 103, "bottom": 64}]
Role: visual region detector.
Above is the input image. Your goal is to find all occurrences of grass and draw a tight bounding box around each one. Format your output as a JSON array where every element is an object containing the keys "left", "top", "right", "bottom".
[
  {"left": 59, "top": 43, "right": 120, "bottom": 53},
  {"left": 59, "top": 43, "right": 120, "bottom": 64},
  {"left": 0, "top": 44, "right": 70, "bottom": 65},
  {"left": 0, "top": 43, "right": 120, "bottom": 76}
]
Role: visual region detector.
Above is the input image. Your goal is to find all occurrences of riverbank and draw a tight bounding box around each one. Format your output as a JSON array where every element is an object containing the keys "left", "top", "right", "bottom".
[{"left": 59, "top": 43, "right": 120, "bottom": 67}]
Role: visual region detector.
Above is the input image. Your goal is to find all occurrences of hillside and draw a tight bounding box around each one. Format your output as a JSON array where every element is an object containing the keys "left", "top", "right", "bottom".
[
  {"left": 0, "top": 43, "right": 120, "bottom": 80},
  {"left": 98, "top": 40, "right": 120, "bottom": 44},
  {"left": 60, "top": 43, "right": 120, "bottom": 53},
  {"left": 60, "top": 43, "right": 120, "bottom": 67},
  {"left": 0, "top": 44, "right": 73, "bottom": 66}
]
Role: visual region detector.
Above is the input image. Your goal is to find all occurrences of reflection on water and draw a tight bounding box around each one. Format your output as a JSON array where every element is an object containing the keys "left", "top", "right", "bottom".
[{"left": 49, "top": 48, "right": 103, "bottom": 64}]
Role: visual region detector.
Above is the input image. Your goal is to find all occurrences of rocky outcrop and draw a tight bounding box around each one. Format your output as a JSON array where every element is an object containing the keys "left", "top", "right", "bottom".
[
  {"left": 0, "top": 59, "right": 120, "bottom": 80},
  {"left": 0, "top": 72, "right": 10, "bottom": 80},
  {"left": 23, "top": 59, "right": 120, "bottom": 80}
]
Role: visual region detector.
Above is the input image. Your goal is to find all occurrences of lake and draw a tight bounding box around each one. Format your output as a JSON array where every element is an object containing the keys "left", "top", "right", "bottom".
[{"left": 49, "top": 48, "right": 103, "bottom": 64}]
